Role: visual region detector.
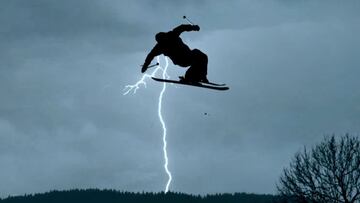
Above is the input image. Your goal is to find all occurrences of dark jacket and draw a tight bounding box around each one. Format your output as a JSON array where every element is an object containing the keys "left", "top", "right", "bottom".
[{"left": 143, "top": 24, "right": 199, "bottom": 68}]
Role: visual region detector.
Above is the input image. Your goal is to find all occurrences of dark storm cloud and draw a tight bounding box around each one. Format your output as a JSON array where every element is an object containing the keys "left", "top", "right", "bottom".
[
  {"left": 1, "top": 0, "right": 360, "bottom": 197},
  {"left": 0, "top": 0, "right": 146, "bottom": 38}
]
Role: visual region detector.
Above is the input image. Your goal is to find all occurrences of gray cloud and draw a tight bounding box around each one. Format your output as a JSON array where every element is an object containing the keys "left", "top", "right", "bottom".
[{"left": 1, "top": 0, "right": 359, "bottom": 197}]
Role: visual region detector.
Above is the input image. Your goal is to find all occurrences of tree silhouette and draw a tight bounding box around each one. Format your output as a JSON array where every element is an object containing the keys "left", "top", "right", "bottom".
[
  {"left": 278, "top": 135, "right": 360, "bottom": 203},
  {"left": 0, "top": 189, "right": 282, "bottom": 203}
]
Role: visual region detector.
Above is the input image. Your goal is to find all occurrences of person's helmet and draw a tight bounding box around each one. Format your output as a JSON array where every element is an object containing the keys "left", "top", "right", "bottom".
[{"left": 155, "top": 32, "right": 167, "bottom": 43}]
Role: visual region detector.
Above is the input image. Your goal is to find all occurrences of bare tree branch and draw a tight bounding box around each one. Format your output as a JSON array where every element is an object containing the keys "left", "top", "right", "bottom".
[{"left": 278, "top": 135, "right": 360, "bottom": 203}]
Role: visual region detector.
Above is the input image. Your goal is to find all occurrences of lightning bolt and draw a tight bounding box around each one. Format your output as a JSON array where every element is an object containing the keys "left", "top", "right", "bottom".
[{"left": 123, "top": 56, "right": 172, "bottom": 193}]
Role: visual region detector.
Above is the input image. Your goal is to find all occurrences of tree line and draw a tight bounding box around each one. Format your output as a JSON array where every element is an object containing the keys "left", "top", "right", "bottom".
[{"left": 0, "top": 189, "right": 282, "bottom": 203}]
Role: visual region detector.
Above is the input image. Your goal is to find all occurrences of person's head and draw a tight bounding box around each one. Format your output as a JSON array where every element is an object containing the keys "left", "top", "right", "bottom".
[{"left": 155, "top": 32, "right": 167, "bottom": 43}]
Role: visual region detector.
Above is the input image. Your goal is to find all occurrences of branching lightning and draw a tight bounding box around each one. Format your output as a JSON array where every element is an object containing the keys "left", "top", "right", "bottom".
[{"left": 123, "top": 56, "right": 172, "bottom": 193}]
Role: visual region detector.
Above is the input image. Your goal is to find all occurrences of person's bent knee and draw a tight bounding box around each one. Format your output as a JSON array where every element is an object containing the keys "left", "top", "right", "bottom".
[{"left": 192, "top": 49, "right": 208, "bottom": 62}]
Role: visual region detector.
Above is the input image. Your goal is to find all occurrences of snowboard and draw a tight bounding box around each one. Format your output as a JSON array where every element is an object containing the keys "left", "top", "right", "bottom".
[{"left": 152, "top": 77, "right": 229, "bottom": 91}]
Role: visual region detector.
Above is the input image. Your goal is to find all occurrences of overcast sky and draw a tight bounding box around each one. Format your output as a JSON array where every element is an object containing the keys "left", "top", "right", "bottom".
[{"left": 1, "top": 0, "right": 360, "bottom": 197}]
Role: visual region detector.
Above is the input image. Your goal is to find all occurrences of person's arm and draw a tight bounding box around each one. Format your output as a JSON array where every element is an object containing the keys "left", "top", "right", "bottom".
[
  {"left": 172, "top": 24, "right": 200, "bottom": 36},
  {"left": 142, "top": 44, "right": 162, "bottom": 73}
]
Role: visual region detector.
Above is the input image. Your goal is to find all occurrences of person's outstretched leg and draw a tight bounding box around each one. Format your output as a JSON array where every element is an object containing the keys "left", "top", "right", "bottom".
[{"left": 184, "top": 49, "right": 208, "bottom": 83}]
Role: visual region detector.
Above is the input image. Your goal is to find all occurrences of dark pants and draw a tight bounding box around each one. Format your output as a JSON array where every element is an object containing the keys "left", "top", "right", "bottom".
[{"left": 185, "top": 49, "right": 208, "bottom": 81}]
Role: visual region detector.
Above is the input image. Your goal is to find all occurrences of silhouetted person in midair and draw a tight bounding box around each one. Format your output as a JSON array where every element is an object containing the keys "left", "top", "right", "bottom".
[{"left": 142, "top": 24, "right": 209, "bottom": 83}]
